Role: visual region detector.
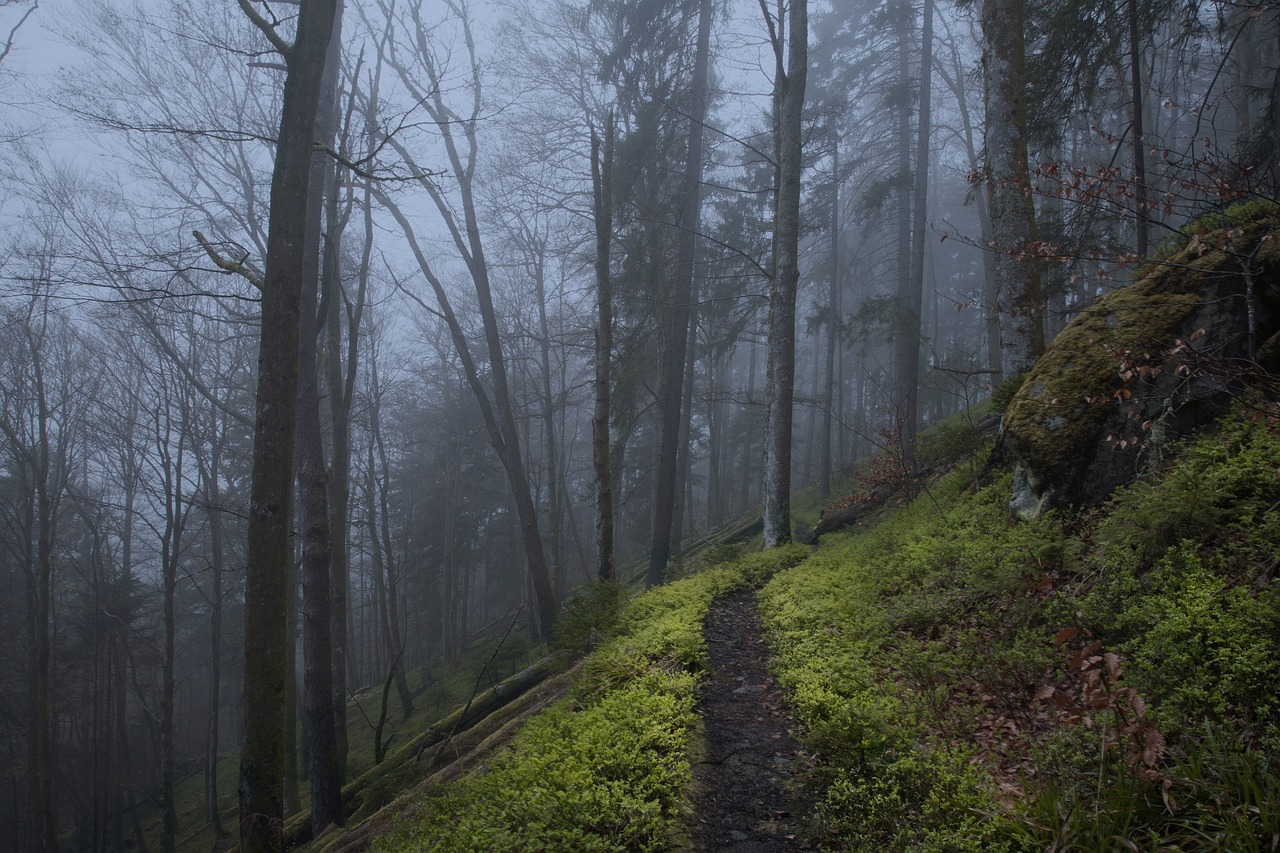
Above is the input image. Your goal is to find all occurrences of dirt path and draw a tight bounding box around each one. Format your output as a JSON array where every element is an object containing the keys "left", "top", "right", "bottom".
[{"left": 690, "top": 589, "right": 814, "bottom": 851}]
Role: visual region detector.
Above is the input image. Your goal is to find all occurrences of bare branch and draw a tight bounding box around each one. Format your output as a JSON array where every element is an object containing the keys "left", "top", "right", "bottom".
[
  {"left": 0, "top": 0, "right": 37, "bottom": 67},
  {"left": 193, "top": 230, "right": 264, "bottom": 289},
  {"left": 236, "top": 0, "right": 290, "bottom": 57}
]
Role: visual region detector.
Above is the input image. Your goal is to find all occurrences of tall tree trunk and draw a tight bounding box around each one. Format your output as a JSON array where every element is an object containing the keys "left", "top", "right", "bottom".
[
  {"left": 368, "top": 361, "right": 412, "bottom": 714},
  {"left": 297, "top": 88, "right": 344, "bottom": 829},
  {"left": 981, "top": 0, "right": 1045, "bottom": 372},
  {"left": 762, "top": 0, "right": 808, "bottom": 548},
  {"left": 237, "top": 0, "right": 340, "bottom": 846},
  {"left": 820, "top": 144, "right": 840, "bottom": 501},
  {"left": 531, "top": 245, "right": 565, "bottom": 599},
  {"left": 672, "top": 311, "right": 699, "bottom": 560},
  {"left": 158, "top": 386, "right": 191, "bottom": 853},
  {"left": 940, "top": 33, "right": 1001, "bottom": 378},
  {"left": 740, "top": 335, "right": 759, "bottom": 514},
  {"left": 591, "top": 118, "right": 616, "bottom": 581},
  {"left": 648, "top": 0, "right": 713, "bottom": 586},
  {"left": 113, "top": 447, "right": 149, "bottom": 853},
  {"left": 203, "top": 430, "right": 226, "bottom": 841},
  {"left": 320, "top": 174, "right": 352, "bottom": 784},
  {"left": 1127, "top": 0, "right": 1149, "bottom": 257},
  {"left": 897, "top": 0, "right": 932, "bottom": 472},
  {"left": 283, "top": 567, "right": 301, "bottom": 819}
]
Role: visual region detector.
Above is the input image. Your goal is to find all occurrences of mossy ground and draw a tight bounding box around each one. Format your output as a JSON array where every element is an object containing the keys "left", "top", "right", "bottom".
[
  {"left": 760, "top": 398, "right": 1280, "bottom": 850},
  {"left": 371, "top": 546, "right": 808, "bottom": 853},
  {"left": 161, "top": 390, "right": 1280, "bottom": 852}
]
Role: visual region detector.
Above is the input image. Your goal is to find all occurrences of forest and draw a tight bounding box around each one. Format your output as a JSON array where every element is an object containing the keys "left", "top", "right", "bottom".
[{"left": 0, "top": 0, "right": 1278, "bottom": 848}]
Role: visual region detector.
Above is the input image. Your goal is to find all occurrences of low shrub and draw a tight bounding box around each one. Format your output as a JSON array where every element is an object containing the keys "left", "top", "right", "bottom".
[{"left": 374, "top": 542, "right": 808, "bottom": 852}]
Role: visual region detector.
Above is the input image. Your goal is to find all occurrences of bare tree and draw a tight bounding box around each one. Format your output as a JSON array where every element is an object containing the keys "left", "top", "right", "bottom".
[
  {"left": 235, "top": 0, "right": 339, "bottom": 847},
  {"left": 369, "top": 0, "right": 557, "bottom": 640}
]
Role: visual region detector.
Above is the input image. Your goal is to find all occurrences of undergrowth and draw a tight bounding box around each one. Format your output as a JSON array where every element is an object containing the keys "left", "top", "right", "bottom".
[
  {"left": 759, "top": 400, "right": 1280, "bottom": 850},
  {"left": 372, "top": 544, "right": 808, "bottom": 853}
]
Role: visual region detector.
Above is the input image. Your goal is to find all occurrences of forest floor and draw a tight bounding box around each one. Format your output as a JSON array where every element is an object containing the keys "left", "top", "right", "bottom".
[{"left": 689, "top": 589, "right": 817, "bottom": 851}]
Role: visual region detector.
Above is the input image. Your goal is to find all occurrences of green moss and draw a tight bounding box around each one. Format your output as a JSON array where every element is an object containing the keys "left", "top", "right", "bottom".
[
  {"left": 758, "top": 398, "right": 1280, "bottom": 849},
  {"left": 369, "top": 544, "right": 809, "bottom": 853},
  {"left": 1004, "top": 202, "right": 1280, "bottom": 473},
  {"left": 1002, "top": 280, "right": 1200, "bottom": 463}
]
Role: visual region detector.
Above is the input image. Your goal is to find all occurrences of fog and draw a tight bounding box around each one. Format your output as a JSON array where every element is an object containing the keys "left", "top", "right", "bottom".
[{"left": 0, "top": 0, "right": 1271, "bottom": 846}]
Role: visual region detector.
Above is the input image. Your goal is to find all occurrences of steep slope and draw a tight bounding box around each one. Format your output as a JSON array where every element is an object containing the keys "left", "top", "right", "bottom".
[{"left": 760, "top": 398, "right": 1280, "bottom": 849}]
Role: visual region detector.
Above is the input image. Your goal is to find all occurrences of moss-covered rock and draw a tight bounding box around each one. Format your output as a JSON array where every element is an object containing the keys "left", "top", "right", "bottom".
[{"left": 1003, "top": 200, "right": 1280, "bottom": 517}]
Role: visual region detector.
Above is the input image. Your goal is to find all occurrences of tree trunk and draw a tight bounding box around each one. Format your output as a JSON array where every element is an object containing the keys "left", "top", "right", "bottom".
[
  {"left": 981, "top": 0, "right": 1045, "bottom": 372},
  {"left": 672, "top": 309, "right": 699, "bottom": 561},
  {"left": 203, "top": 429, "right": 226, "bottom": 841},
  {"left": 591, "top": 118, "right": 616, "bottom": 582},
  {"left": 368, "top": 360, "right": 413, "bottom": 715},
  {"left": 762, "top": 0, "right": 807, "bottom": 548},
  {"left": 531, "top": 245, "right": 565, "bottom": 599},
  {"left": 648, "top": 0, "right": 713, "bottom": 586},
  {"left": 291, "top": 2, "right": 345, "bottom": 829},
  {"left": 821, "top": 144, "right": 841, "bottom": 501},
  {"left": 898, "top": 0, "right": 932, "bottom": 472},
  {"left": 1127, "top": 0, "right": 1148, "bottom": 257},
  {"left": 297, "top": 197, "right": 344, "bottom": 834},
  {"left": 237, "top": 0, "right": 340, "bottom": 846}
]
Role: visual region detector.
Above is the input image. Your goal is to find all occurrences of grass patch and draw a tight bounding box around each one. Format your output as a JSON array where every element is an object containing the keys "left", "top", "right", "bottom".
[
  {"left": 373, "top": 546, "right": 809, "bottom": 853},
  {"left": 758, "top": 399, "right": 1280, "bottom": 849}
]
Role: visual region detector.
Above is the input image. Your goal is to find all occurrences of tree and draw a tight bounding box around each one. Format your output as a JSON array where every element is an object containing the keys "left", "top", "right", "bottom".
[
  {"left": 591, "top": 117, "right": 616, "bottom": 581},
  {"left": 0, "top": 294, "right": 80, "bottom": 853},
  {"left": 295, "top": 0, "right": 345, "bottom": 828},
  {"left": 0, "top": 0, "right": 37, "bottom": 70},
  {"left": 646, "top": 0, "right": 714, "bottom": 587},
  {"left": 235, "top": 0, "right": 339, "bottom": 847},
  {"left": 981, "top": 0, "right": 1044, "bottom": 371},
  {"left": 369, "top": 0, "right": 557, "bottom": 640},
  {"left": 895, "top": 0, "right": 933, "bottom": 469},
  {"left": 762, "top": 0, "right": 808, "bottom": 548}
]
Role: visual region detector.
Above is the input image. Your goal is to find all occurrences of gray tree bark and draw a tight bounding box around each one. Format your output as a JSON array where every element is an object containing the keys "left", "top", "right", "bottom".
[
  {"left": 591, "top": 118, "right": 616, "bottom": 582},
  {"left": 981, "top": 0, "right": 1045, "bottom": 372},
  {"left": 236, "top": 0, "right": 339, "bottom": 846},
  {"left": 762, "top": 0, "right": 807, "bottom": 548}
]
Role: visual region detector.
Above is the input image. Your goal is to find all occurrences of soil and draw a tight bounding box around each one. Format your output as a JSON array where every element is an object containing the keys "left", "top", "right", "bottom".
[{"left": 690, "top": 590, "right": 816, "bottom": 851}]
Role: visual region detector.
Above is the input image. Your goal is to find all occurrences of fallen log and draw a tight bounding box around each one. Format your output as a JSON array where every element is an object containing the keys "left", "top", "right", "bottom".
[{"left": 285, "top": 653, "right": 566, "bottom": 848}]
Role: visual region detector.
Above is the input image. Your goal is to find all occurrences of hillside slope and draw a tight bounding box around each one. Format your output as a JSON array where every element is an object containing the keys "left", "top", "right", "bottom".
[{"left": 348, "top": 396, "right": 1278, "bottom": 850}]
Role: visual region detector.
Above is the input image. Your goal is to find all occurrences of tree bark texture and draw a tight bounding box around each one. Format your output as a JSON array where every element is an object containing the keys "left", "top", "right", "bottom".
[
  {"left": 237, "top": 0, "right": 339, "bottom": 847},
  {"left": 591, "top": 118, "right": 616, "bottom": 582},
  {"left": 294, "top": 2, "right": 345, "bottom": 830},
  {"left": 981, "top": 0, "right": 1045, "bottom": 372},
  {"left": 762, "top": 0, "right": 807, "bottom": 549}
]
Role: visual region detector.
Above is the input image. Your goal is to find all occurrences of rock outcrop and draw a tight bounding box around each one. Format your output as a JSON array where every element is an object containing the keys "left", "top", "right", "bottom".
[{"left": 1002, "top": 200, "right": 1280, "bottom": 518}]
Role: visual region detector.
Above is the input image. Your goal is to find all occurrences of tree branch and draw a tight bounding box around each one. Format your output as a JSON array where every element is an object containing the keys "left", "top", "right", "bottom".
[
  {"left": 192, "top": 230, "right": 264, "bottom": 289},
  {"left": 236, "top": 0, "right": 290, "bottom": 57}
]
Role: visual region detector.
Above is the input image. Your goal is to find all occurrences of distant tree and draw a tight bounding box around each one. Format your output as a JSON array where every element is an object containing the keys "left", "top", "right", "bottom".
[
  {"left": 0, "top": 291, "right": 95, "bottom": 853},
  {"left": 369, "top": 0, "right": 558, "bottom": 640}
]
